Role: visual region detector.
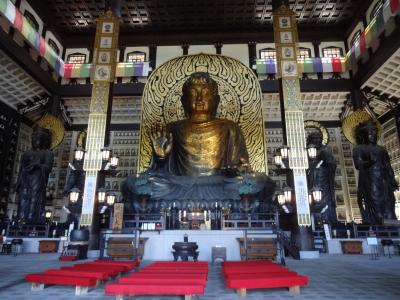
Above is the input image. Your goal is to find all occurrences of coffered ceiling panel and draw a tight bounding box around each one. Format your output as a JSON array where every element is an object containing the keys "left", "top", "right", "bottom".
[
  {"left": 0, "top": 50, "right": 48, "bottom": 110},
  {"left": 63, "top": 96, "right": 142, "bottom": 124},
  {"left": 362, "top": 47, "right": 400, "bottom": 113},
  {"left": 29, "top": 0, "right": 365, "bottom": 37},
  {"left": 263, "top": 91, "right": 348, "bottom": 122}
]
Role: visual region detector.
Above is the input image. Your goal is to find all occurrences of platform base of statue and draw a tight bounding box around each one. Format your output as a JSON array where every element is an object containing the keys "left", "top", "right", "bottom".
[
  {"left": 299, "top": 250, "right": 320, "bottom": 259},
  {"left": 383, "top": 219, "right": 400, "bottom": 226},
  {"left": 87, "top": 250, "right": 100, "bottom": 258},
  {"left": 102, "top": 230, "right": 275, "bottom": 261}
]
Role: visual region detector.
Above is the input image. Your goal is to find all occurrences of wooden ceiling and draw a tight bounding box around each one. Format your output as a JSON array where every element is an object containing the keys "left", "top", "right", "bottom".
[{"left": 28, "top": 0, "right": 369, "bottom": 45}]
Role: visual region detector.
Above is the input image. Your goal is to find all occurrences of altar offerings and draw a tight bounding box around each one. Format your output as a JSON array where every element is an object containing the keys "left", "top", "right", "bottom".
[
  {"left": 222, "top": 260, "right": 308, "bottom": 297},
  {"left": 105, "top": 261, "right": 208, "bottom": 300}
]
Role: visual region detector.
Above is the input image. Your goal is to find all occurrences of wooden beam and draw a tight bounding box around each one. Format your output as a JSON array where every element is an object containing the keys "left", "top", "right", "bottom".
[
  {"left": 59, "top": 82, "right": 145, "bottom": 97},
  {"left": 63, "top": 26, "right": 345, "bottom": 48},
  {"left": 60, "top": 79, "right": 351, "bottom": 98}
]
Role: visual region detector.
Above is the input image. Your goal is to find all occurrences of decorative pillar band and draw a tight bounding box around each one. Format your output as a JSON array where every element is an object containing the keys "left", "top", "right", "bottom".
[
  {"left": 80, "top": 10, "right": 119, "bottom": 226},
  {"left": 273, "top": 4, "right": 311, "bottom": 226}
]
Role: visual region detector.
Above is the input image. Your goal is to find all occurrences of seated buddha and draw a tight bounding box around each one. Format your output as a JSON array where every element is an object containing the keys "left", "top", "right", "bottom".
[{"left": 123, "top": 72, "right": 275, "bottom": 207}]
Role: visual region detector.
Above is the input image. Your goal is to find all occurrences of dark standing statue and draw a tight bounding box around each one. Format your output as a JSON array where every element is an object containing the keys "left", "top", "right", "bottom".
[
  {"left": 306, "top": 131, "right": 337, "bottom": 224},
  {"left": 16, "top": 127, "right": 54, "bottom": 223},
  {"left": 353, "top": 120, "right": 398, "bottom": 224}
]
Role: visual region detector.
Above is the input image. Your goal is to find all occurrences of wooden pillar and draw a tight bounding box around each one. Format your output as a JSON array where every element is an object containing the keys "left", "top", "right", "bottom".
[
  {"left": 248, "top": 41, "right": 257, "bottom": 70},
  {"left": 182, "top": 44, "right": 189, "bottom": 55},
  {"left": 149, "top": 44, "right": 157, "bottom": 71},
  {"left": 312, "top": 40, "right": 323, "bottom": 79},
  {"left": 214, "top": 42, "right": 222, "bottom": 54}
]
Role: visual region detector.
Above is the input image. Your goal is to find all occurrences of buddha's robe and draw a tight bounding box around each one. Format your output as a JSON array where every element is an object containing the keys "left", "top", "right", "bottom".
[{"left": 163, "top": 118, "right": 248, "bottom": 176}]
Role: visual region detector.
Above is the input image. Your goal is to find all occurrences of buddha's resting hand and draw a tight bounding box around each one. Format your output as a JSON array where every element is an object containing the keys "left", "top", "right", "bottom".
[{"left": 150, "top": 124, "right": 173, "bottom": 159}]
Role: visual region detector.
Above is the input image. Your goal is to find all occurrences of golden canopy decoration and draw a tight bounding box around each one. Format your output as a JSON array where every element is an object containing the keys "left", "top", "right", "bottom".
[
  {"left": 341, "top": 109, "right": 382, "bottom": 145},
  {"left": 35, "top": 114, "right": 65, "bottom": 149},
  {"left": 137, "top": 53, "right": 267, "bottom": 173}
]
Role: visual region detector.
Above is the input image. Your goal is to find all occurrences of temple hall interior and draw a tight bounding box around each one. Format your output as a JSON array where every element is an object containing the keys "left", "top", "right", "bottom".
[{"left": 0, "top": 0, "right": 400, "bottom": 299}]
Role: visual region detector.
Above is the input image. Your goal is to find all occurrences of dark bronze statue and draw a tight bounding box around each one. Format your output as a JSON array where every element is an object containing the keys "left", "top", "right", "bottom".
[
  {"left": 16, "top": 127, "right": 54, "bottom": 223},
  {"left": 306, "top": 131, "right": 337, "bottom": 224},
  {"left": 123, "top": 72, "right": 275, "bottom": 207},
  {"left": 353, "top": 120, "right": 398, "bottom": 224}
]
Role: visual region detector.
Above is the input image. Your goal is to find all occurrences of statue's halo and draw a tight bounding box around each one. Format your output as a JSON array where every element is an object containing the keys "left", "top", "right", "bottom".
[{"left": 341, "top": 110, "right": 382, "bottom": 145}]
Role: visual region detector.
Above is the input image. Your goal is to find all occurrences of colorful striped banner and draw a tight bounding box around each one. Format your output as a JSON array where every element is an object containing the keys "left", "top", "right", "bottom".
[
  {"left": 0, "top": 0, "right": 65, "bottom": 76},
  {"left": 63, "top": 62, "right": 151, "bottom": 78},
  {"left": 347, "top": 0, "right": 400, "bottom": 70},
  {"left": 115, "top": 62, "right": 150, "bottom": 77},
  {"left": 256, "top": 57, "right": 346, "bottom": 75},
  {"left": 255, "top": 59, "right": 276, "bottom": 74}
]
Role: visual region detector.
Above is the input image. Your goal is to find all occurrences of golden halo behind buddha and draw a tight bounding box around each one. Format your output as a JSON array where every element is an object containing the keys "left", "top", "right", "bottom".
[
  {"left": 35, "top": 114, "right": 65, "bottom": 149},
  {"left": 341, "top": 110, "right": 382, "bottom": 145}
]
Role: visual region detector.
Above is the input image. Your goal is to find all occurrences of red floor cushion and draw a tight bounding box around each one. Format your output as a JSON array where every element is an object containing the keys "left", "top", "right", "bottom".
[
  {"left": 45, "top": 269, "right": 109, "bottom": 280},
  {"left": 61, "top": 266, "right": 120, "bottom": 277},
  {"left": 226, "top": 275, "right": 308, "bottom": 290},
  {"left": 119, "top": 277, "right": 207, "bottom": 286},
  {"left": 77, "top": 263, "right": 129, "bottom": 272},
  {"left": 25, "top": 274, "right": 97, "bottom": 287},
  {"left": 59, "top": 256, "right": 78, "bottom": 261},
  {"left": 225, "top": 271, "right": 298, "bottom": 279},
  {"left": 92, "top": 260, "right": 139, "bottom": 270},
  {"left": 139, "top": 268, "right": 208, "bottom": 274},
  {"left": 105, "top": 283, "right": 205, "bottom": 296},
  {"left": 129, "top": 273, "right": 208, "bottom": 281},
  {"left": 151, "top": 261, "right": 208, "bottom": 266},
  {"left": 222, "top": 260, "right": 275, "bottom": 266},
  {"left": 223, "top": 265, "right": 288, "bottom": 275}
]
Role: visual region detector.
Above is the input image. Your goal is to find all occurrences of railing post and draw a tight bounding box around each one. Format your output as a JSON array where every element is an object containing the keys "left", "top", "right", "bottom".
[
  {"left": 353, "top": 223, "right": 358, "bottom": 238},
  {"left": 99, "top": 230, "right": 105, "bottom": 259}
]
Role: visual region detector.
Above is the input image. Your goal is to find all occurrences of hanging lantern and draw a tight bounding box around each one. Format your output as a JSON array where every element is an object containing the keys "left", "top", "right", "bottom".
[
  {"left": 274, "top": 151, "right": 283, "bottom": 167},
  {"left": 45, "top": 210, "right": 52, "bottom": 219},
  {"left": 275, "top": 189, "right": 286, "bottom": 205},
  {"left": 283, "top": 185, "right": 293, "bottom": 203},
  {"left": 106, "top": 192, "right": 116, "bottom": 205},
  {"left": 307, "top": 144, "right": 317, "bottom": 160},
  {"left": 69, "top": 188, "right": 80, "bottom": 203},
  {"left": 101, "top": 147, "right": 111, "bottom": 161},
  {"left": 74, "top": 146, "right": 85, "bottom": 161},
  {"left": 97, "top": 188, "right": 107, "bottom": 203},
  {"left": 110, "top": 155, "right": 119, "bottom": 167},
  {"left": 311, "top": 186, "right": 322, "bottom": 202},
  {"left": 280, "top": 145, "right": 290, "bottom": 160}
]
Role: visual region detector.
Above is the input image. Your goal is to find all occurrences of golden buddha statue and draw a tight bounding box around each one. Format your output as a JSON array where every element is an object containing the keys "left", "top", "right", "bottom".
[
  {"left": 123, "top": 72, "right": 274, "bottom": 207},
  {"left": 150, "top": 72, "right": 249, "bottom": 176}
]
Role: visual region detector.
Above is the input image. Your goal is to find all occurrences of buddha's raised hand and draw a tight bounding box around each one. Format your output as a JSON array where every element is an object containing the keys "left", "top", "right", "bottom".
[{"left": 150, "top": 124, "right": 173, "bottom": 158}]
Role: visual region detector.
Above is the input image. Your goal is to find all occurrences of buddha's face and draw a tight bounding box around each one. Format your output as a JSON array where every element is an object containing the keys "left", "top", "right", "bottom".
[
  {"left": 366, "top": 128, "right": 377, "bottom": 144},
  {"left": 187, "top": 82, "right": 215, "bottom": 121}
]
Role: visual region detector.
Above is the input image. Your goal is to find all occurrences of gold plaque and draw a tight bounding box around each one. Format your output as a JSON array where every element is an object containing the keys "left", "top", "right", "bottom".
[{"left": 112, "top": 203, "right": 124, "bottom": 231}]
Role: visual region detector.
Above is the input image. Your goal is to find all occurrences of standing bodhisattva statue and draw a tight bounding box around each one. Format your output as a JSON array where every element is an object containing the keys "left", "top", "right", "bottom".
[
  {"left": 306, "top": 131, "right": 337, "bottom": 224},
  {"left": 16, "top": 127, "right": 54, "bottom": 223},
  {"left": 353, "top": 120, "right": 398, "bottom": 224}
]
